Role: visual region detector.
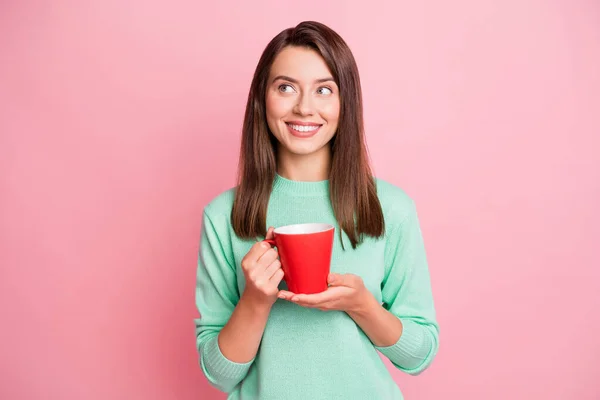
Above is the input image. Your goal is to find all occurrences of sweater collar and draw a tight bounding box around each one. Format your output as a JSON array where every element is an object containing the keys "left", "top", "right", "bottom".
[{"left": 272, "top": 173, "right": 330, "bottom": 197}]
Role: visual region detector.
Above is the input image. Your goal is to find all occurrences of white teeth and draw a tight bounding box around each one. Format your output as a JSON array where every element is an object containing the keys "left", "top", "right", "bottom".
[{"left": 289, "top": 124, "right": 319, "bottom": 132}]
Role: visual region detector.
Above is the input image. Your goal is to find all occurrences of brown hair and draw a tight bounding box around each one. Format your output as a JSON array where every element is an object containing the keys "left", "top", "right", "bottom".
[{"left": 231, "top": 21, "right": 384, "bottom": 249}]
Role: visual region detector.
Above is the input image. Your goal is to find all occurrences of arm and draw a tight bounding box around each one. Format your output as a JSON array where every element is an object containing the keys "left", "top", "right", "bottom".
[
  {"left": 346, "top": 293, "right": 404, "bottom": 347},
  {"left": 216, "top": 293, "right": 272, "bottom": 364},
  {"left": 364, "top": 201, "right": 439, "bottom": 375},
  {"left": 195, "top": 213, "right": 281, "bottom": 392},
  {"left": 195, "top": 210, "right": 252, "bottom": 393}
]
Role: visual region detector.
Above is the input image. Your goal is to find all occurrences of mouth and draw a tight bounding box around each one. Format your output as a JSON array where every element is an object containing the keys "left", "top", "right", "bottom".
[{"left": 285, "top": 122, "right": 323, "bottom": 138}]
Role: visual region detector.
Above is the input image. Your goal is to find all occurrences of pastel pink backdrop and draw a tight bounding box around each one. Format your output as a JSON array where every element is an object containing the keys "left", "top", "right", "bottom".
[{"left": 1, "top": 1, "right": 599, "bottom": 399}]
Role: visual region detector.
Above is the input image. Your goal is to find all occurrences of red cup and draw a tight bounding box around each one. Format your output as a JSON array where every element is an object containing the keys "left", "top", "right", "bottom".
[{"left": 264, "top": 223, "right": 334, "bottom": 294}]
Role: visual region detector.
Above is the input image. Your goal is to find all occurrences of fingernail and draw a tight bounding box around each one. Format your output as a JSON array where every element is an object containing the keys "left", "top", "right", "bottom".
[{"left": 261, "top": 241, "right": 269, "bottom": 248}]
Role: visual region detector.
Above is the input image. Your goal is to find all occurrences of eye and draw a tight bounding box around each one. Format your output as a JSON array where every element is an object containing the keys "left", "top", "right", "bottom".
[
  {"left": 317, "top": 87, "right": 333, "bottom": 95},
  {"left": 278, "top": 84, "right": 296, "bottom": 93}
]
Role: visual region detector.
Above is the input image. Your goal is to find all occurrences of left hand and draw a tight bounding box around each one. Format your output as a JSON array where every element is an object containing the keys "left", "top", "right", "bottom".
[{"left": 278, "top": 273, "right": 375, "bottom": 313}]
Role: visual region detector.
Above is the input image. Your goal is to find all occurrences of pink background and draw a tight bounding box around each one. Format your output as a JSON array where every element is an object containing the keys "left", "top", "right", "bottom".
[{"left": 1, "top": 1, "right": 599, "bottom": 399}]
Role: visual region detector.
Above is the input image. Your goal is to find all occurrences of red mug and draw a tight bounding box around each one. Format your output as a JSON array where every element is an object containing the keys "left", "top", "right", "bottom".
[{"left": 264, "top": 223, "right": 334, "bottom": 294}]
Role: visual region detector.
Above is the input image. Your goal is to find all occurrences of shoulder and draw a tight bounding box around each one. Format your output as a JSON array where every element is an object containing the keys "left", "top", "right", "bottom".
[
  {"left": 203, "top": 186, "right": 237, "bottom": 224},
  {"left": 374, "top": 177, "right": 417, "bottom": 227}
]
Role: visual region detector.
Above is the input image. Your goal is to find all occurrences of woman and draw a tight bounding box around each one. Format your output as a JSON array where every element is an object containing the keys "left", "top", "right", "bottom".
[{"left": 195, "top": 21, "right": 439, "bottom": 399}]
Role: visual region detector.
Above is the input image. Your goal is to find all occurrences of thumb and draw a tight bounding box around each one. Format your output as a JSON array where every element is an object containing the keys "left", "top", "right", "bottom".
[
  {"left": 327, "top": 273, "right": 344, "bottom": 286},
  {"left": 328, "top": 273, "right": 361, "bottom": 288},
  {"left": 265, "top": 226, "right": 275, "bottom": 240}
]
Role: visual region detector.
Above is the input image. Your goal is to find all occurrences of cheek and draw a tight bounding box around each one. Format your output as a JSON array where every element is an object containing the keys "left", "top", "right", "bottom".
[
  {"left": 321, "top": 101, "right": 340, "bottom": 125},
  {"left": 266, "top": 93, "right": 292, "bottom": 121},
  {"left": 265, "top": 94, "right": 281, "bottom": 136}
]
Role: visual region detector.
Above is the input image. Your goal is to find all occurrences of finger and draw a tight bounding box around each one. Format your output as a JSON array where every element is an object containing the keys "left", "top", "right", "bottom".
[
  {"left": 245, "top": 241, "right": 273, "bottom": 264},
  {"left": 290, "top": 290, "right": 338, "bottom": 305},
  {"left": 294, "top": 299, "right": 336, "bottom": 310},
  {"left": 269, "top": 268, "right": 284, "bottom": 285},
  {"left": 277, "top": 290, "right": 294, "bottom": 300},
  {"left": 293, "top": 299, "right": 324, "bottom": 308},
  {"left": 264, "top": 259, "right": 282, "bottom": 279},
  {"left": 250, "top": 260, "right": 280, "bottom": 288},
  {"left": 257, "top": 247, "right": 278, "bottom": 267}
]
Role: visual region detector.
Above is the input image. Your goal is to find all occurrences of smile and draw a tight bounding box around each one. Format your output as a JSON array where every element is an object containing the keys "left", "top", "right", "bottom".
[
  {"left": 288, "top": 124, "right": 320, "bottom": 132},
  {"left": 285, "top": 122, "right": 323, "bottom": 138}
]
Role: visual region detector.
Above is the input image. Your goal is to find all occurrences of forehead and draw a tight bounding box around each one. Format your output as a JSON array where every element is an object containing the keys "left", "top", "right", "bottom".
[{"left": 269, "top": 46, "right": 334, "bottom": 82}]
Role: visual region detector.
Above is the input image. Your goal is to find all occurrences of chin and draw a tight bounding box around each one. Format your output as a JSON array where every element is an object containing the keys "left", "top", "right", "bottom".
[
  {"left": 282, "top": 139, "right": 330, "bottom": 156},
  {"left": 288, "top": 147, "right": 321, "bottom": 156}
]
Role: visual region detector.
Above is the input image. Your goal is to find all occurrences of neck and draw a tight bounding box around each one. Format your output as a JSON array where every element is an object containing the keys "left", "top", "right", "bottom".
[{"left": 276, "top": 144, "right": 331, "bottom": 181}]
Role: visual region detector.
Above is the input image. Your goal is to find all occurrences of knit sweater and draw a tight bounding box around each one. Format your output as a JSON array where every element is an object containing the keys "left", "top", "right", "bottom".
[{"left": 195, "top": 174, "right": 439, "bottom": 400}]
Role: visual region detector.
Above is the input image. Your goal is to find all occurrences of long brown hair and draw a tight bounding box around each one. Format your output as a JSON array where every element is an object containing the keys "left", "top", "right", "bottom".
[{"left": 231, "top": 21, "right": 384, "bottom": 249}]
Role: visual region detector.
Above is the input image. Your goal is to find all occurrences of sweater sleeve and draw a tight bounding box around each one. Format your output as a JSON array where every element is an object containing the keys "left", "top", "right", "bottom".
[
  {"left": 194, "top": 210, "right": 253, "bottom": 393},
  {"left": 374, "top": 201, "right": 440, "bottom": 375}
]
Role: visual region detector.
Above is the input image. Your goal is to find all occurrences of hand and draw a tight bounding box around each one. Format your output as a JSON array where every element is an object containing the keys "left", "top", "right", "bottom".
[
  {"left": 278, "top": 273, "right": 377, "bottom": 314},
  {"left": 240, "top": 227, "right": 284, "bottom": 307}
]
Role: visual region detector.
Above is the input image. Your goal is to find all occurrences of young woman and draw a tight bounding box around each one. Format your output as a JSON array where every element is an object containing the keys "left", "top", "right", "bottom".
[{"left": 195, "top": 21, "right": 439, "bottom": 399}]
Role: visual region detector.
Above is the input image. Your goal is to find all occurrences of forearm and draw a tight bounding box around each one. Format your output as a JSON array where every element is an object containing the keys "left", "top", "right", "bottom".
[
  {"left": 347, "top": 291, "right": 438, "bottom": 374},
  {"left": 218, "top": 294, "right": 272, "bottom": 363},
  {"left": 347, "top": 294, "right": 403, "bottom": 347}
]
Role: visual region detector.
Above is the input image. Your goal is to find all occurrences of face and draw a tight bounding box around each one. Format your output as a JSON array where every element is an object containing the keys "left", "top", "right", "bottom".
[{"left": 265, "top": 46, "right": 340, "bottom": 158}]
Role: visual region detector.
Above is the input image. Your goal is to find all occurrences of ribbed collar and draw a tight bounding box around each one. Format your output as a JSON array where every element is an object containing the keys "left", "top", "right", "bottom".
[{"left": 272, "top": 173, "right": 330, "bottom": 197}]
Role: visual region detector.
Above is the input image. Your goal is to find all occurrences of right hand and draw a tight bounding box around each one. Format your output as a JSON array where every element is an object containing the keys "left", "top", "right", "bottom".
[{"left": 240, "top": 227, "right": 284, "bottom": 307}]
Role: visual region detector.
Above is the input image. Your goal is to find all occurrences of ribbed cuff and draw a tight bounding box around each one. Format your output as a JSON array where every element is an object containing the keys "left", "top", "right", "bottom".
[
  {"left": 374, "top": 319, "right": 432, "bottom": 370},
  {"left": 201, "top": 335, "right": 254, "bottom": 386}
]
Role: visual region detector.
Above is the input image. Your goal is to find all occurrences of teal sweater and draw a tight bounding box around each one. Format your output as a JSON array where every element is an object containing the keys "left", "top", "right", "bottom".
[{"left": 195, "top": 174, "right": 439, "bottom": 399}]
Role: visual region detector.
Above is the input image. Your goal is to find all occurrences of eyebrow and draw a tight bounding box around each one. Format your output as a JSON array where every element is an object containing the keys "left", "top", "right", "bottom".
[{"left": 272, "top": 75, "right": 336, "bottom": 84}]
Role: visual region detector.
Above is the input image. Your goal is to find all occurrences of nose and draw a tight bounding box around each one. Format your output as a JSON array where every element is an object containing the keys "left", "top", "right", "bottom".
[{"left": 293, "top": 93, "right": 315, "bottom": 116}]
